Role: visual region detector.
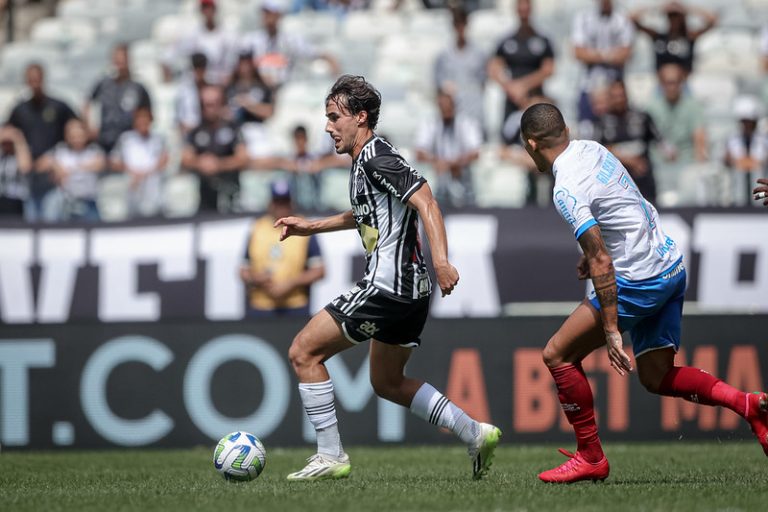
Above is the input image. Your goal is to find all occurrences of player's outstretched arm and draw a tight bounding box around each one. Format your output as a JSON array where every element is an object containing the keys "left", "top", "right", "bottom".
[
  {"left": 274, "top": 210, "right": 355, "bottom": 241},
  {"left": 407, "top": 184, "right": 459, "bottom": 297},
  {"left": 577, "top": 225, "right": 633, "bottom": 376}
]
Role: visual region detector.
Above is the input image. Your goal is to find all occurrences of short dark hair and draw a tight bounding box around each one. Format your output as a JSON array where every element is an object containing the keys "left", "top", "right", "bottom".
[
  {"left": 293, "top": 125, "right": 307, "bottom": 137},
  {"left": 520, "top": 103, "right": 566, "bottom": 147},
  {"left": 325, "top": 74, "right": 381, "bottom": 130},
  {"left": 191, "top": 52, "right": 208, "bottom": 69},
  {"left": 451, "top": 7, "right": 468, "bottom": 26}
]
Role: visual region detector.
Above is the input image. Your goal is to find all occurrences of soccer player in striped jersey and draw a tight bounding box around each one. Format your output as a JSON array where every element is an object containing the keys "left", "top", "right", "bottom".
[
  {"left": 520, "top": 102, "right": 768, "bottom": 484},
  {"left": 275, "top": 75, "right": 501, "bottom": 482}
]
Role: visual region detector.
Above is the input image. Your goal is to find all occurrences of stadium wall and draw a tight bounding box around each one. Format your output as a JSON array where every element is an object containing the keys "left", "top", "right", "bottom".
[
  {"left": 1, "top": 316, "right": 766, "bottom": 449},
  {"left": 0, "top": 207, "right": 767, "bottom": 325}
]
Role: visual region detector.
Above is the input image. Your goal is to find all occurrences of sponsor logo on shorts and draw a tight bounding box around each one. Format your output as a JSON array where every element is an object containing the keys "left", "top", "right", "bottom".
[{"left": 357, "top": 321, "right": 379, "bottom": 337}]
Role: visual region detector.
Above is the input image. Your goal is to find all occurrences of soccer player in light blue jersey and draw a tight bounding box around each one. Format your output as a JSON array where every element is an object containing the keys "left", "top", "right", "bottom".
[{"left": 520, "top": 102, "right": 768, "bottom": 484}]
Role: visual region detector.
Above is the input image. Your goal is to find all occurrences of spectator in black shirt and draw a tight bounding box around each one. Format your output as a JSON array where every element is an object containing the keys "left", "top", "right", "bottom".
[
  {"left": 488, "top": 0, "right": 554, "bottom": 144},
  {"left": 631, "top": 1, "right": 717, "bottom": 76},
  {"left": 0, "top": 125, "right": 33, "bottom": 217},
  {"left": 181, "top": 85, "right": 249, "bottom": 213},
  {"left": 594, "top": 80, "right": 663, "bottom": 204},
  {"left": 225, "top": 52, "right": 274, "bottom": 158},
  {"left": 84, "top": 43, "right": 152, "bottom": 153},
  {"left": 8, "top": 63, "right": 77, "bottom": 221}
]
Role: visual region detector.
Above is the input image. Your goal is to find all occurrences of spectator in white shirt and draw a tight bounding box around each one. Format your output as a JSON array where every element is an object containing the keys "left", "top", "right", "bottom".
[
  {"left": 724, "top": 96, "right": 768, "bottom": 206},
  {"left": 162, "top": 0, "right": 238, "bottom": 86},
  {"left": 111, "top": 107, "right": 169, "bottom": 217},
  {"left": 434, "top": 7, "right": 487, "bottom": 131},
  {"left": 40, "top": 118, "right": 106, "bottom": 222},
  {"left": 415, "top": 89, "right": 482, "bottom": 208},
  {"left": 240, "top": 0, "right": 340, "bottom": 89},
  {"left": 176, "top": 53, "right": 209, "bottom": 136},
  {"left": 572, "top": 0, "right": 634, "bottom": 122}
]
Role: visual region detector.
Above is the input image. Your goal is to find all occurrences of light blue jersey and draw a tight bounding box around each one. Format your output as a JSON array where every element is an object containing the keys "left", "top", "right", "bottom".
[{"left": 552, "top": 140, "right": 686, "bottom": 357}]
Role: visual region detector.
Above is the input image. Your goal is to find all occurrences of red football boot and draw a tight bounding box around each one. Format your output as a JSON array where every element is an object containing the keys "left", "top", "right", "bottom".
[
  {"left": 746, "top": 392, "right": 768, "bottom": 456},
  {"left": 538, "top": 448, "right": 610, "bottom": 484}
]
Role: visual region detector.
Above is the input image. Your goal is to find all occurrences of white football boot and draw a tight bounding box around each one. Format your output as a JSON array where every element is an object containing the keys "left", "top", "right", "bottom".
[
  {"left": 468, "top": 423, "right": 502, "bottom": 480},
  {"left": 286, "top": 453, "right": 351, "bottom": 481}
]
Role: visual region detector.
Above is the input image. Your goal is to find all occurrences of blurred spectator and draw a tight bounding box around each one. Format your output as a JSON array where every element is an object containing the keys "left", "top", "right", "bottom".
[
  {"left": 577, "top": 84, "right": 610, "bottom": 140},
  {"left": 630, "top": 1, "right": 717, "bottom": 76},
  {"left": 488, "top": 0, "right": 554, "bottom": 143},
  {"left": 176, "top": 53, "right": 209, "bottom": 136},
  {"left": 181, "top": 85, "right": 248, "bottom": 214},
  {"left": 499, "top": 95, "right": 554, "bottom": 206},
  {"left": 754, "top": 178, "right": 768, "bottom": 206},
  {"left": 434, "top": 7, "right": 487, "bottom": 130},
  {"left": 572, "top": 0, "right": 634, "bottom": 122},
  {"left": 0, "top": 125, "right": 32, "bottom": 217},
  {"left": 646, "top": 63, "right": 707, "bottom": 167},
  {"left": 110, "top": 107, "right": 169, "bottom": 217},
  {"left": 724, "top": 96, "right": 767, "bottom": 206},
  {"left": 761, "top": 24, "right": 768, "bottom": 73},
  {"left": 415, "top": 89, "right": 482, "bottom": 208},
  {"left": 162, "top": 0, "right": 238, "bottom": 86},
  {"left": 225, "top": 52, "right": 275, "bottom": 158},
  {"left": 39, "top": 119, "right": 106, "bottom": 222},
  {"left": 8, "top": 63, "right": 77, "bottom": 222},
  {"left": 594, "top": 80, "right": 664, "bottom": 204},
  {"left": 239, "top": 180, "right": 325, "bottom": 317},
  {"left": 83, "top": 44, "right": 152, "bottom": 154},
  {"left": 240, "top": 0, "right": 340, "bottom": 89}
]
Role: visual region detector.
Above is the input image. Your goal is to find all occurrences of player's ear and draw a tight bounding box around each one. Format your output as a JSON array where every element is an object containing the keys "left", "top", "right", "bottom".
[
  {"left": 526, "top": 138, "right": 538, "bottom": 152},
  {"left": 357, "top": 110, "right": 368, "bottom": 128}
]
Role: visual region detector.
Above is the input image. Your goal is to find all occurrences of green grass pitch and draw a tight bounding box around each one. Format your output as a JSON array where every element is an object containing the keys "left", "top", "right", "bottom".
[{"left": 1, "top": 443, "right": 766, "bottom": 512}]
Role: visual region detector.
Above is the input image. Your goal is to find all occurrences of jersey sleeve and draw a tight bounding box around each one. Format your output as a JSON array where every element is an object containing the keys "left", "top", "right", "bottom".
[
  {"left": 362, "top": 153, "right": 426, "bottom": 203},
  {"left": 553, "top": 184, "right": 596, "bottom": 240}
]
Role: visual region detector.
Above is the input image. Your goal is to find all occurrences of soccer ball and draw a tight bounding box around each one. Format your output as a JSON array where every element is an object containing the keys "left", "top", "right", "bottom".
[{"left": 213, "top": 431, "right": 266, "bottom": 482}]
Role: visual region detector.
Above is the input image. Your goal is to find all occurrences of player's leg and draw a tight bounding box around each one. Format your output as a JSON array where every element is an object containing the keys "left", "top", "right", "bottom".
[
  {"left": 286, "top": 309, "right": 355, "bottom": 481},
  {"left": 538, "top": 299, "right": 611, "bottom": 483},
  {"left": 634, "top": 318, "right": 768, "bottom": 456},
  {"left": 368, "top": 340, "right": 501, "bottom": 480}
]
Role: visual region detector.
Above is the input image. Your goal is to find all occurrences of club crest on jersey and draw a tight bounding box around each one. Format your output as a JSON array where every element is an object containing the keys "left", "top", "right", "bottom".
[{"left": 356, "top": 171, "right": 365, "bottom": 193}]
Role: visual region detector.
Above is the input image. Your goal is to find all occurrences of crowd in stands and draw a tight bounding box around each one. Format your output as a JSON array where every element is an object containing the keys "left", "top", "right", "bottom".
[{"left": 1, "top": 0, "right": 767, "bottom": 222}]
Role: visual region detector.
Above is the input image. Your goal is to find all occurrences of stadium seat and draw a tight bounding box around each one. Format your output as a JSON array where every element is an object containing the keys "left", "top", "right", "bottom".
[
  {"left": 97, "top": 174, "right": 132, "bottom": 222},
  {"left": 625, "top": 72, "right": 657, "bottom": 108},
  {"left": 281, "top": 12, "right": 339, "bottom": 45},
  {"left": 695, "top": 28, "right": 760, "bottom": 78},
  {"left": 406, "top": 9, "right": 452, "bottom": 37},
  {"left": 162, "top": 173, "right": 200, "bottom": 218},
  {"left": 239, "top": 169, "right": 285, "bottom": 212},
  {"left": 474, "top": 160, "right": 528, "bottom": 208},
  {"left": 0, "top": 42, "right": 62, "bottom": 86},
  {"left": 466, "top": 10, "right": 514, "bottom": 54},
  {"left": 342, "top": 11, "right": 404, "bottom": 42},
  {"left": 30, "top": 17, "right": 98, "bottom": 49},
  {"left": 0, "top": 87, "right": 19, "bottom": 120},
  {"left": 320, "top": 168, "right": 352, "bottom": 212},
  {"left": 689, "top": 73, "right": 738, "bottom": 117}
]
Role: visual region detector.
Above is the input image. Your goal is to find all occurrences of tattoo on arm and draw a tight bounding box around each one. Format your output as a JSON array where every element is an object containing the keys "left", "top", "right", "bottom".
[{"left": 592, "top": 270, "right": 617, "bottom": 307}]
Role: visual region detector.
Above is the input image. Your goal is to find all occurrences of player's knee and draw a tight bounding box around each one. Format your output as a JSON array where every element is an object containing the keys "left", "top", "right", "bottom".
[
  {"left": 288, "top": 332, "right": 316, "bottom": 372},
  {"left": 370, "top": 372, "right": 400, "bottom": 401},
  {"left": 542, "top": 340, "right": 563, "bottom": 369}
]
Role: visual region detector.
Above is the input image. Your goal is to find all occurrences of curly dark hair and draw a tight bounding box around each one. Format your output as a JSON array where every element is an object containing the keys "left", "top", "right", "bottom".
[{"left": 325, "top": 74, "right": 382, "bottom": 130}]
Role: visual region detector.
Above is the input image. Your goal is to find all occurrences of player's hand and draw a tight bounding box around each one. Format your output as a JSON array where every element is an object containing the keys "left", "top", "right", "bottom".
[
  {"left": 576, "top": 255, "right": 590, "bottom": 280},
  {"left": 274, "top": 216, "right": 313, "bottom": 240},
  {"left": 753, "top": 178, "right": 768, "bottom": 206},
  {"left": 435, "top": 262, "right": 459, "bottom": 297},
  {"left": 605, "top": 330, "right": 633, "bottom": 376}
]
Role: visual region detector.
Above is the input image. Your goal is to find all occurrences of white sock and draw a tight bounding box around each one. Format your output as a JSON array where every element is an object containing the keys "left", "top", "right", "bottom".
[
  {"left": 409, "top": 383, "right": 480, "bottom": 445},
  {"left": 298, "top": 379, "right": 344, "bottom": 458}
]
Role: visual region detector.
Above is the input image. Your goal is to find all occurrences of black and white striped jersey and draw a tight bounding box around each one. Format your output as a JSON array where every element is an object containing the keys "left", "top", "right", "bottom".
[{"left": 349, "top": 136, "right": 432, "bottom": 300}]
